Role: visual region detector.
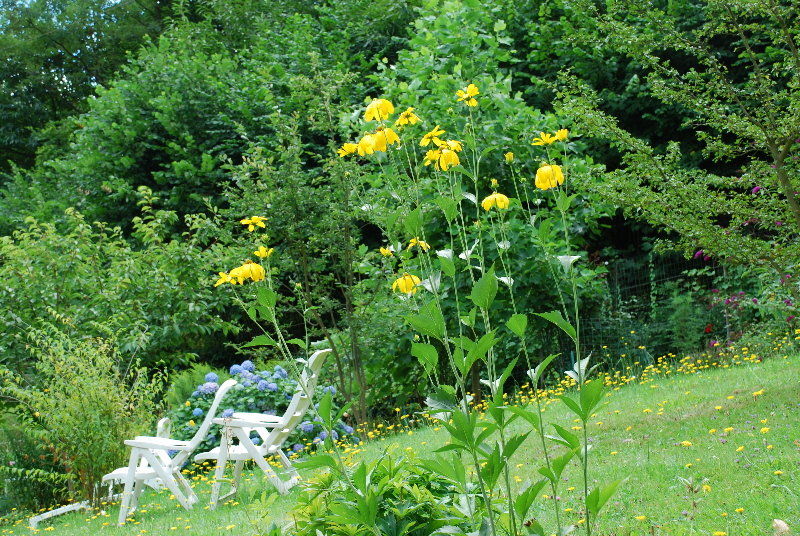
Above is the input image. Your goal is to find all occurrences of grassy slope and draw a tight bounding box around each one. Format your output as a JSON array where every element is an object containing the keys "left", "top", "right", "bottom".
[{"left": 8, "top": 354, "right": 799, "bottom": 536}]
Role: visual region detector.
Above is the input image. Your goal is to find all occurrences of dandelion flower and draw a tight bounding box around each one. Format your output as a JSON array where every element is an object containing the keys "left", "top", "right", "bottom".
[{"left": 364, "top": 98, "right": 394, "bottom": 121}]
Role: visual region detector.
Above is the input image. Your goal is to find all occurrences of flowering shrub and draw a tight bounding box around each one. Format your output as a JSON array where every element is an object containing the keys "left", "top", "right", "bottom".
[{"left": 167, "top": 360, "right": 356, "bottom": 459}]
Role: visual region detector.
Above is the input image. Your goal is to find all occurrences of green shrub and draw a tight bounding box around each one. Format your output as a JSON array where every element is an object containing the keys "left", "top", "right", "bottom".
[{"left": 0, "top": 324, "right": 164, "bottom": 508}]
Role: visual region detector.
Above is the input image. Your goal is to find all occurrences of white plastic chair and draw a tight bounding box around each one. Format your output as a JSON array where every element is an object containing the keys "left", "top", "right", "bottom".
[
  {"left": 107, "top": 378, "right": 237, "bottom": 525},
  {"left": 195, "top": 349, "right": 331, "bottom": 507}
]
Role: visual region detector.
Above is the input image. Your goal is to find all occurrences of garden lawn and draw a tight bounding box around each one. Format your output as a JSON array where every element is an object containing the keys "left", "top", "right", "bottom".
[{"left": 10, "top": 354, "right": 799, "bottom": 536}]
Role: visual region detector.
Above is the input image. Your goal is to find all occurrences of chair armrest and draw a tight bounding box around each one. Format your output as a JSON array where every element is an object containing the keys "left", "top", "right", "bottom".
[
  {"left": 212, "top": 416, "right": 282, "bottom": 429},
  {"left": 232, "top": 412, "right": 282, "bottom": 423},
  {"left": 124, "top": 436, "right": 192, "bottom": 451}
]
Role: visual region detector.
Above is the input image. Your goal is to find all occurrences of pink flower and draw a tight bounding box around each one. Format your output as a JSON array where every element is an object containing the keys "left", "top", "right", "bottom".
[
  {"left": 694, "top": 249, "right": 704, "bottom": 259},
  {"left": 751, "top": 186, "right": 761, "bottom": 194}
]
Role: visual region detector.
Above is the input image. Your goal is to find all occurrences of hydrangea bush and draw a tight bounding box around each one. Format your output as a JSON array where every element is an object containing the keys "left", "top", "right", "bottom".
[{"left": 167, "top": 360, "right": 356, "bottom": 461}]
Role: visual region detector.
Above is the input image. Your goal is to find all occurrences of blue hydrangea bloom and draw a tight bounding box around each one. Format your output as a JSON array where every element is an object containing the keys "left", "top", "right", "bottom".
[
  {"left": 241, "top": 380, "right": 252, "bottom": 388},
  {"left": 284, "top": 393, "right": 293, "bottom": 400},
  {"left": 241, "top": 360, "right": 256, "bottom": 372},
  {"left": 240, "top": 371, "right": 256, "bottom": 382},
  {"left": 256, "top": 380, "right": 269, "bottom": 391},
  {"left": 292, "top": 443, "right": 304, "bottom": 452},
  {"left": 198, "top": 382, "right": 219, "bottom": 395},
  {"left": 322, "top": 385, "right": 337, "bottom": 395},
  {"left": 206, "top": 434, "right": 215, "bottom": 442},
  {"left": 299, "top": 421, "right": 314, "bottom": 433},
  {"left": 192, "top": 408, "right": 204, "bottom": 417},
  {"left": 266, "top": 382, "right": 278, "bottom": 392},
  {"left": 230, "top": 364, "right": 243, "bottom": 375},
  {"left": 167, "top": 449, "right": 178, "bottom": 457},
  {"left": 262, "top": 409, "right": 276, "bottom": 416},
  {"left": 318, "top": 431, "right": 328, "bottom": 441},
  {"left": 342, "top": 424, "right": 354, "bottom": 435},
  {"left": 273, "top": 366, "right": 288, "bottom": 379},
  {"left": 191, "top": 391, "right": 199, "bottom": 398},
  {"left": 251, "top": 436, "right": 262, "bottom": 446},
  {"left": 331, "top": 430, "right": 339, "bottom": 441},
  {"left": 204, "top": 372, "right": 219, "bottom": 383},
  {"left": 221, "top": 408, "right": 234, "bottom": 418}
]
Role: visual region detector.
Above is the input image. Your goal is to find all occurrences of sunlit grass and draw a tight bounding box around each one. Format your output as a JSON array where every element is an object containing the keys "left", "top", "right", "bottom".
[{"left": 5, "top": 350, "right": 798, "bottom": 535}]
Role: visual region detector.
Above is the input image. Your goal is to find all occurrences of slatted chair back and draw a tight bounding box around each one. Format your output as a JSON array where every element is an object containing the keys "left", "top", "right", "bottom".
[
  {"left": 259, "top": 349, "right": 331, "bottom": 449},
  {"left": 173, "top": 378, "right": 237, "bottom": 466}
]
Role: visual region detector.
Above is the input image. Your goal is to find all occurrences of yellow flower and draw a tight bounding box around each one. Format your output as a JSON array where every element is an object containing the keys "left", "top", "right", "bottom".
[
  {"left": 420, "top": 125, "right": 445, "bottom": 147},
  {"left": 214, "top": 271, "right": 233, "bottom": 287},
  {"left": 357, "top": 134, "right": 377, "bottom": 156},
  {"left": 634, "top": 516, "right": 646, "bottom": 521},
  {"left": 760, "top": 427, "right": 770, "bottom": 434},
  {"left": 240, "top": 216, "right": 267, "bottom": 232},
  {"left": 437, "top": 149, "right": 460, "bottom": 171},
  {"left": 395, "top": 107, "right": 420, "bottom": 126},
  {"left": 702, "top": 484, "right": 711, "bottom": 493},
  {"left": 555, "top": 128, "right": 569, "bottom": 141},
  {"left": 379, "top": 246, "right": 394, "bottom": 257},
  {"left": 423, "top": 149, "right": 440, "bottom": 167},
  {"left": 373, "top": 127, "right": 401, "bottom": 151},
  {"left": 532, "top": 132, "right": 558, "bottom": 145},
  {"left": 364, "top": 98, "right": 394, "bottom": 121},
  {"left": 185, "top": 401, "right": 191, "bottom": 407},
  {"left": 392, "top": 273, "right": 422, "bottom": 294},
  {"left": 456, "top": 83, "right": 479, "bottom": 106},
  {"left": 490, "top": 178, "right": 499, "bottom": 188},
  {"left": 254, "top": 246, "right": 274, "bottom": 259},
  {"left": 713, "top": 532, "right": 727, "bottom": 536},
  {"left": 535, "top": 164, "right": 565, "bottom": 190},
  {"left": 337, "top": 143, "right": 358, "bottom": 157},
  {"left": 435, "top": 139, "right": 463, "bottom": 152},
  {"left": 504, "top": 152, "right": 514, "bottom": 163},
  {"left": 229, "top": 260, "right": 266, "bottom": 284},
  {"left": 680, "top": 440, "right": 692, "bottom": 447},
  {"left": 407, "top": 237, "right": 431, "bottom": 251},
  {"left": 481, "top": 192, "right": 510, "bottom": 211},
  {"left": 188, "top": 420, "right": 195, "bottom": 427}
]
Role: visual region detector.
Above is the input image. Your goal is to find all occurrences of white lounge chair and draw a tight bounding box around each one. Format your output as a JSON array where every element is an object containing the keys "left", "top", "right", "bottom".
[
  {"left": 107, "top": 378, "right": 237, "bottom": 525},
  {"left": 195, "top": 349, "right": 331, "bottom": 507}
]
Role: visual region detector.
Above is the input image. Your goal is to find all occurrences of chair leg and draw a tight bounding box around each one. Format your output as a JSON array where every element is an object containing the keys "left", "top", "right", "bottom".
[
  {"left": 232, "top": 429, "right": 289, "bottom": 494},
  {"left": 277, "top": 450, "right": 300, "bottom": 490},
  {"left": 175, "top": 470, "right": 198, "bottom": 506},
  {"left": 210, "top": 427, "right": 232, "bottom": 510},
  {"left": 130, "top": 478, "right": 144, "bottom": 514},
  {"left": 140, "top": 450, "right": 193, "bottom": 510},
  {"left": 118, "top": 448, "right": 140, "bottom": 525}
]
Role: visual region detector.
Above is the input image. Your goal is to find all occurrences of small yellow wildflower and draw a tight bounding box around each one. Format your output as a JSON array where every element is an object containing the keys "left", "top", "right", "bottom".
[
  {"left": 455, "top": 83, "right": 479, "bottom": 106},
  {"left": 490, "top": 178, "right": 499, "bottom": 188},
  {"left": 481, "top": 192, "right": 510, "bottom": 211},
  {"left": 535, "top": 164, "right": 565, "bottom": 190},
  {"left": 420, "top": 125, "right": 445, "bottom": 147},
  {"left": 240, "top": 216, "right": 267, "bottom": 232},
  {"left": 337, "top": 143, "right": 358, "bottom": 157},
  {"left": 254, "top": 246, "right": 274, "bottom": 259},
  {"left": 392, "top": 273, "right": 422, "bottom": 295},
  {"left": 364, "top": 98, "right": 394, "bottom": 121},
  {"left": 395, "top": 107, "right": 420, "bottom": 126},
  {"left": 407, "top": 237, "right": 431, "bottom": 251},
  {"left": 680, "top": 440, "right": 692, "bottom": 447},
  {"left": 532, "top": 132, "right": 558, "bottom": 145},
  {"left": 555, "top": 128, "right": 569, "bottom": 141},
  {"left": 702, "top": 484, "right": 711, "bottom": 492},
  {"left": 760, "top": 427, "right": 770, "bottom": 434},
  {"left": 504, "top": 151, "right": 514, "bottom": 163},
  {"left": 379, "top": 246, "right": 393, "bottom": 257},
  {"left": 214, "top": 272, "right": 233, "bottom": 287},
  {"left": 634, "top": 515, "right": 646, "bottom": 521}
]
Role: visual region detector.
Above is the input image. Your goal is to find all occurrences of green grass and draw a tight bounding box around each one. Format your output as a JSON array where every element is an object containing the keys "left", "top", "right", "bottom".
[{"left": 7, "top": 354, "right": 799, "bottom": 536}]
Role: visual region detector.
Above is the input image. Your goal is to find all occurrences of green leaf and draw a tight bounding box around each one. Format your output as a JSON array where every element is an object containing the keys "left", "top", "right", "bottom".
[
  {"left": 439, "top": 256, "right": 456, "bottom": 278},
  {"left": 425, "top": 385, "right": 458, "bottom": 412},
  {"left": 527, "top": 353, "right": 559, "bottom": 385},
  {"left": 286, "top": 338, "right": 307, "bottom": 349},
  {"left": 242, "top": 334, "right": 278, "bottom": 347},
  {"left": 404, "top": 207, "right": 422, "bottom": 237},
  {"left": 580, "top": 378, "right": 604, "bottom": 415},
  {"left": 256, "top": 287, "right": 277, "bottom": 308},
  {"left": 317, "top": 391, "right": 333, "bottom": 428},
  {"left": 493, "top": 19, "right": 506, "bottom": 32},
  {"left": 514, "top": 479, "right": 548, "bottom": 520},
  {"left": 470, "top": 267, "right": 498, "bottom": 310},
  {"left": 587, "top": 479, "right": 625, "bottom": 516},
  {"left": 294, "top": 454, "right": 337, "bottom": 471},
  {"left": 434, "top": 197, "right": 458, "bottom": 223},
  {"left": 506, "top": 313, "right": 527, "bottom": 338},
  {"left": 411, "top": 343, "right": 439, "bottom": 375},
  {"left": 405, "top": 300, "right": 446, "bottom": 341},
  {"left": 506, "top": 406, "right": 542, "bottom": 432},
  {"left": 535, "top": 310, "right": 577, "bottom": 342},
  {"left": 462, "top": 331, "right": 498, "bottom": 376},
  {"left": 560, "top": 395, "right": 586, "bottom": 421}
]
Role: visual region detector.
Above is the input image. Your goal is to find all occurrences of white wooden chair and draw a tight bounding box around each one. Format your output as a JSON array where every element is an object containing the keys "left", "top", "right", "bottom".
[
  {"left": 195, "top": 349, "right": 331, "bottom": 508},
  {"left": 108, "top": 378, "right": 237, "bottom": 525}
]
